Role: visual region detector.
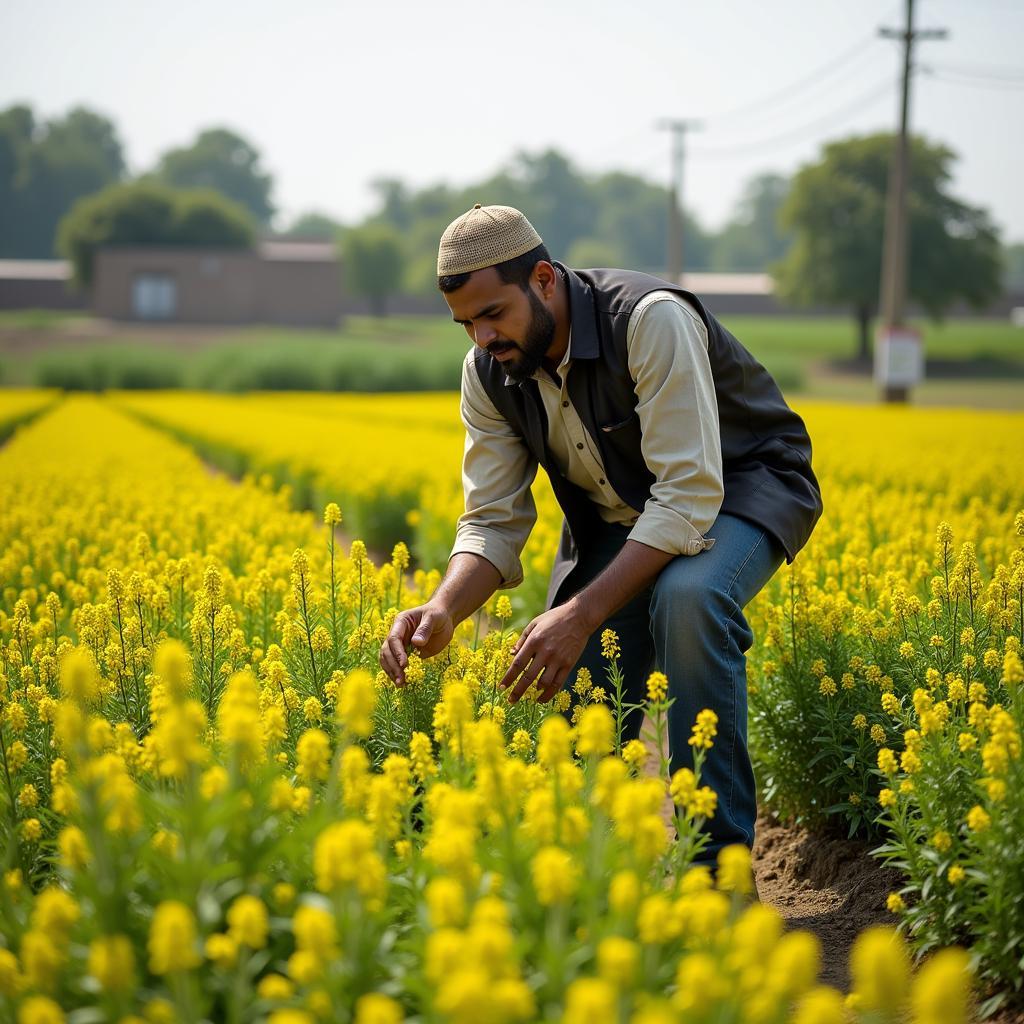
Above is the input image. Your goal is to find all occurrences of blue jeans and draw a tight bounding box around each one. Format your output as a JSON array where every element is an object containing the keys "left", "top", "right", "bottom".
[{"left": 553, "top": 512, "right": 784, "bottom": 861}]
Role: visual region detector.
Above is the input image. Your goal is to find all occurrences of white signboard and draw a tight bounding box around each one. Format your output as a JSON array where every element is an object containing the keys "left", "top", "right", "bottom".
[{"left": 874, "top": 327, "right": 923, "bottom": 389}]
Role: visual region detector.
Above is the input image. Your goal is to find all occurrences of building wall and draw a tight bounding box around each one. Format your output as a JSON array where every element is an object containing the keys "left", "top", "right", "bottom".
[
  {"left": 92, "top": 247, "right": 344, "bottom": 326},
  {"left": 0, "top": 277, "right": 86, "bottom": 311},
  {"left": 0, "top": 260, "right": 86, "bottom": 310},
  {"left": 254, "top": 257, "right": 345, "bottom": 326}
]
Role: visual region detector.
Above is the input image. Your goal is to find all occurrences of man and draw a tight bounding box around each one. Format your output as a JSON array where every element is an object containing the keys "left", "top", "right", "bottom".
[{"left": 380, "top": 204, "right": 822, "bottom": 862}]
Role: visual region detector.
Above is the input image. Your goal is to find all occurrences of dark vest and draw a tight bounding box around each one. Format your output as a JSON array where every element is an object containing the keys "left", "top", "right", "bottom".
[{"left": 473, "top": 263, "right": 823, "bottom": 607}]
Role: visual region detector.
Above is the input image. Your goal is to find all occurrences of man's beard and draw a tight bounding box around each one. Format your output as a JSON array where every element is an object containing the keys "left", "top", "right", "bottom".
[{"left": 489, "top": 289, "right": 556, "bottom": 384}]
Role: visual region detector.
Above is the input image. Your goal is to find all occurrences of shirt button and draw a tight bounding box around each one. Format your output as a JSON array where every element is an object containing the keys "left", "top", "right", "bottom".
[
  {"left": 576, "top": 442, "right": 584, "bottom": 450},
  {"left": 562, "top": 400, "right": 569, "bottom": 408},
  {"left": 599, "top": 478, "right": 606, "bottom": 484}
]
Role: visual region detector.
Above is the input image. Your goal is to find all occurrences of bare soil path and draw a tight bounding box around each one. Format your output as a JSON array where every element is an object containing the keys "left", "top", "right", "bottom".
[
  {"left": 753, "top": 814, "right": 1024, "bottom": 1020},
  {"left": 753, "top": 814, "right": 900, "bottom": 991}
]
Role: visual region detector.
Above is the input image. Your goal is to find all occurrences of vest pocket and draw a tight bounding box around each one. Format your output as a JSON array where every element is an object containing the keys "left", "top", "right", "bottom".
[
  {"left": 597, "top": 411, "right": 644, "bottom": 462},
  {"left": 600, "top": 414, "right": 638, "bottom": 433}
]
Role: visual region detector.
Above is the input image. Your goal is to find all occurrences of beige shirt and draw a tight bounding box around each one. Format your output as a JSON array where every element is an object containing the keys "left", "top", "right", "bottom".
[{"left": 451, "top": 290, "right": 724, "bottom": 589}]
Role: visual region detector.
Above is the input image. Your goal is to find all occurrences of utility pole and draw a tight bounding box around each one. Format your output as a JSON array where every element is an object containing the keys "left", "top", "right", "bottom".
[
  {"left": 876, "top": 0, "right": 947, "bottom": 402},
  {"left": 657, "top": 119, "right": 701, "bottom": 284}
]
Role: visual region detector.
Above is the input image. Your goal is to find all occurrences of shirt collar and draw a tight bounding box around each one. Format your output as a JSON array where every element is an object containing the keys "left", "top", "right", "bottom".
[{"left": 503, "top": 260, "right": 599, "bottom": 387}]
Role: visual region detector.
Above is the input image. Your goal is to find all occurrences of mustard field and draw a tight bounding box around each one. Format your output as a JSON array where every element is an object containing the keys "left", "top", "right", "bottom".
[{"left": 1, "top": 391, "right": 1021, "bottom": 1022}]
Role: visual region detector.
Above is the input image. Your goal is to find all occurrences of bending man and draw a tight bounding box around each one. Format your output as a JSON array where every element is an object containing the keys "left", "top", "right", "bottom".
[{"left": 380, "top": 204, "right": 822, "bottom": 862}]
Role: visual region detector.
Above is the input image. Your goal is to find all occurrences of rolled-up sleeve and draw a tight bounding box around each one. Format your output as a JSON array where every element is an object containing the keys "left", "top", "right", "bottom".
[
  {"left": 449, "top": 351, "right": 538, "bottom": 588},
  {"left": 625, "top": 293, "right": 724, "bottom": 556}
]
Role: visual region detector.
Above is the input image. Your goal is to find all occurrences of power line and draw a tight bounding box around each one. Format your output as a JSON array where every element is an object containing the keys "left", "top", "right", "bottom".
[
  {"left": 703, "top": 33, "right": 879, "bottom": 125},
  {"left": 699, "top": 1, "right": 906, "bottom": 127},
  {"left": 581, "top": 26, "right": 896, "bottom": 166},
  {"left": 689, "top": 77, "right": 896, "bottom": 160},
  {"left": 930, "top": 60, "right": 1024, "bottom": 80},
  {"left": 926, "top": 0, "right": 1024, "bottom": 13},
  {"left": 582, "top": 127, "right": 668, "bottom": 166},
  {"left": 928, "top": 71, "right": 1024, "bottom": 91}
]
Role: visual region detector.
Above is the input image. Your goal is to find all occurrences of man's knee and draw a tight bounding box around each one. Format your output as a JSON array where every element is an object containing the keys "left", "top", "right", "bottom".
[{"left": 650, "top": 561, "right": 730, "bottom": 635}]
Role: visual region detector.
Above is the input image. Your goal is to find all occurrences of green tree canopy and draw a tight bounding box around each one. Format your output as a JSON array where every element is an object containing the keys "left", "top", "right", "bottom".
[
  {"left": 154, "top": 127, "right": 274, "bottom": 225},
  {"left": 0, "top": 106, "right": 32, "bottom": 250},
  {"left": 773, "top": 133, "right": 1003, "bottom": 359},
  {"left": 0, "top": 104, "right": 126, "bottom": 258},
  {"left": 589, "top": 170, "right": 709, "bottom": 272},
  {"left": 366, "top": 148, "right": 710, "bottom": 296},
  {"left": 712, "top": 173, "right": 791, "bottom": 272},
  {"left": 57, "top": 180, "right": 255, "bottom": 287},
  {"left": 1004, "top": 242, "right": 1024, "bottom": 293},
  {"left": 566, "top": 237, "right": 624, "bottom": 269},
  {"left": 281, "top": 211, "right": 344, "bottom": 241},
  {"left": 341, "top": 223, "right": 406, "bottom": 316}
]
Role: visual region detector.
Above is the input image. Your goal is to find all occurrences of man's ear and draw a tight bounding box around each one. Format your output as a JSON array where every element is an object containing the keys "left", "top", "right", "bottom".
[{"left": 532, "top": 260, "right": 558, "bottom": 300}]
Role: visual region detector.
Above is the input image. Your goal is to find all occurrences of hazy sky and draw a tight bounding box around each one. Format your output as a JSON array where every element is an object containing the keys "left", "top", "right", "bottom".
[{"left": 3, "top": 0, "right": 1023, "bottom": 240}]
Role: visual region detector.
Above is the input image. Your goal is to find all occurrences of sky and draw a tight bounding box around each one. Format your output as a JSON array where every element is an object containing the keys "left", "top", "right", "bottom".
[{"left": 2, "top": 0, "right": 1023, "bottom": 241}]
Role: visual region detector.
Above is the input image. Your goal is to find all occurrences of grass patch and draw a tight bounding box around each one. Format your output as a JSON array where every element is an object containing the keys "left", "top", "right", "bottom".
[
  {"left": 5, "top": 312, "right": 1021, "bottom": 399},
  {"left": 0, "top": 308, "right": 87, "bottom": 329},
  {"left": 720, "top": 314, "right": 1024, "bottom": 366}
]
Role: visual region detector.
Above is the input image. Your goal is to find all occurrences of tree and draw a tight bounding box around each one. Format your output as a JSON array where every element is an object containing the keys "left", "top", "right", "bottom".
[
  {"left": 0, "top": 106, "right": 33, "bottom": 253},
  {"left": 366, "top": 149, "right": 711, "bottom": 296},
  {"left": 57, "top": 180, "right": 255, "bottom": 287},
  {"left": 369, "top": 178, "right": 416, "bottom": 232},
  {"left": 281, "top": 211, "right": 344, "bottom": 241},
  {"left": 774, "top": 133, "right": 1002, "bottom": 360},
  {"left": 0, "top": 104, "right": 126, "bottom": 258},
  {"left": 155, "top": 128, "right": 274, "bottom": 225},
  {"left": 712, "top": 173, "right": 791, "bottom": 271},
  {"left": 590, "top": 170, "right": 709, "bottom": 272},
  {"left": 342, "top": 224, "right": 406, "bottom": 316},
  {"left": 1004, "top": 242, "right": 1024, "bottom": 294},
  {"left": 507, "top": 150, "right": 598, "bottom": 258},
  {"left": 566, "top": 237, "right": 624, "bottom": 268},
  {"left": 171, "top": 188, "right": 256, "bottom": 247},
  {"left": 43, "top": 107, "right": 125, "bottom": 181}
]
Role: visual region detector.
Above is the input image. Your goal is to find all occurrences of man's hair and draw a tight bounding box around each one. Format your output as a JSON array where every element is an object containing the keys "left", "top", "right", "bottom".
[{"left": 437, "top": 242, "right": 551, "bottom": 294}]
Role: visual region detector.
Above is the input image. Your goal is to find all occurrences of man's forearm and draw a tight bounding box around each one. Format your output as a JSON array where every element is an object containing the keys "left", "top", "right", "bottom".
[
  {"left": 431, "top": 552, "right": 504, "bottom": 625},
  {"left": 565, "top": 539, "right": 676, "bottom": 634}
]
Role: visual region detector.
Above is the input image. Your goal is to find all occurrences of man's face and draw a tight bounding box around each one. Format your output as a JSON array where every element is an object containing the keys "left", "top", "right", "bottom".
[{"left": 445, "top": 266, "right": 556, "bottom": 384}]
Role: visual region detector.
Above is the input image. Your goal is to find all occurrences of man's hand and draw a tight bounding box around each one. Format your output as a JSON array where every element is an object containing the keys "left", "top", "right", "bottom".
[
  {"left": 499, "top": 598, "right": 593, "bottom": 705},
  {"left": 380, "top": 603, "right": 454, "bottom": 686}
]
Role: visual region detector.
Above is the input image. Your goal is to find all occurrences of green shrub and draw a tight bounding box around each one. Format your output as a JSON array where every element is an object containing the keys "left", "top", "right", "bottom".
[
  {"left": 115, "top": 359, "right": 184, "bottom": 389},
  {"left": 34, "top": 348, "right": 182, "bottom": 390},
  {"left": 230, "top": 358, "right": 323, "bottom": 392},
  {"left": 36, "top": 358, "right": 101, "bottom": 391},
  {"left": 759, "top": 354, "right": 806, "bottom": 395}
]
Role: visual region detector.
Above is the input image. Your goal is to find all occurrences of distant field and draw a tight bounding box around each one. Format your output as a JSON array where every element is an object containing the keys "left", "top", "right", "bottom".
[
  {"left": 723, "top": 314, "right": 1024, "bottom": 363},
  {"left": 0, "top": 308, "right": 90, "bottom": 329},
  {"left": 0, "top": 310, "right": 1020, "bottom": 406}
]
